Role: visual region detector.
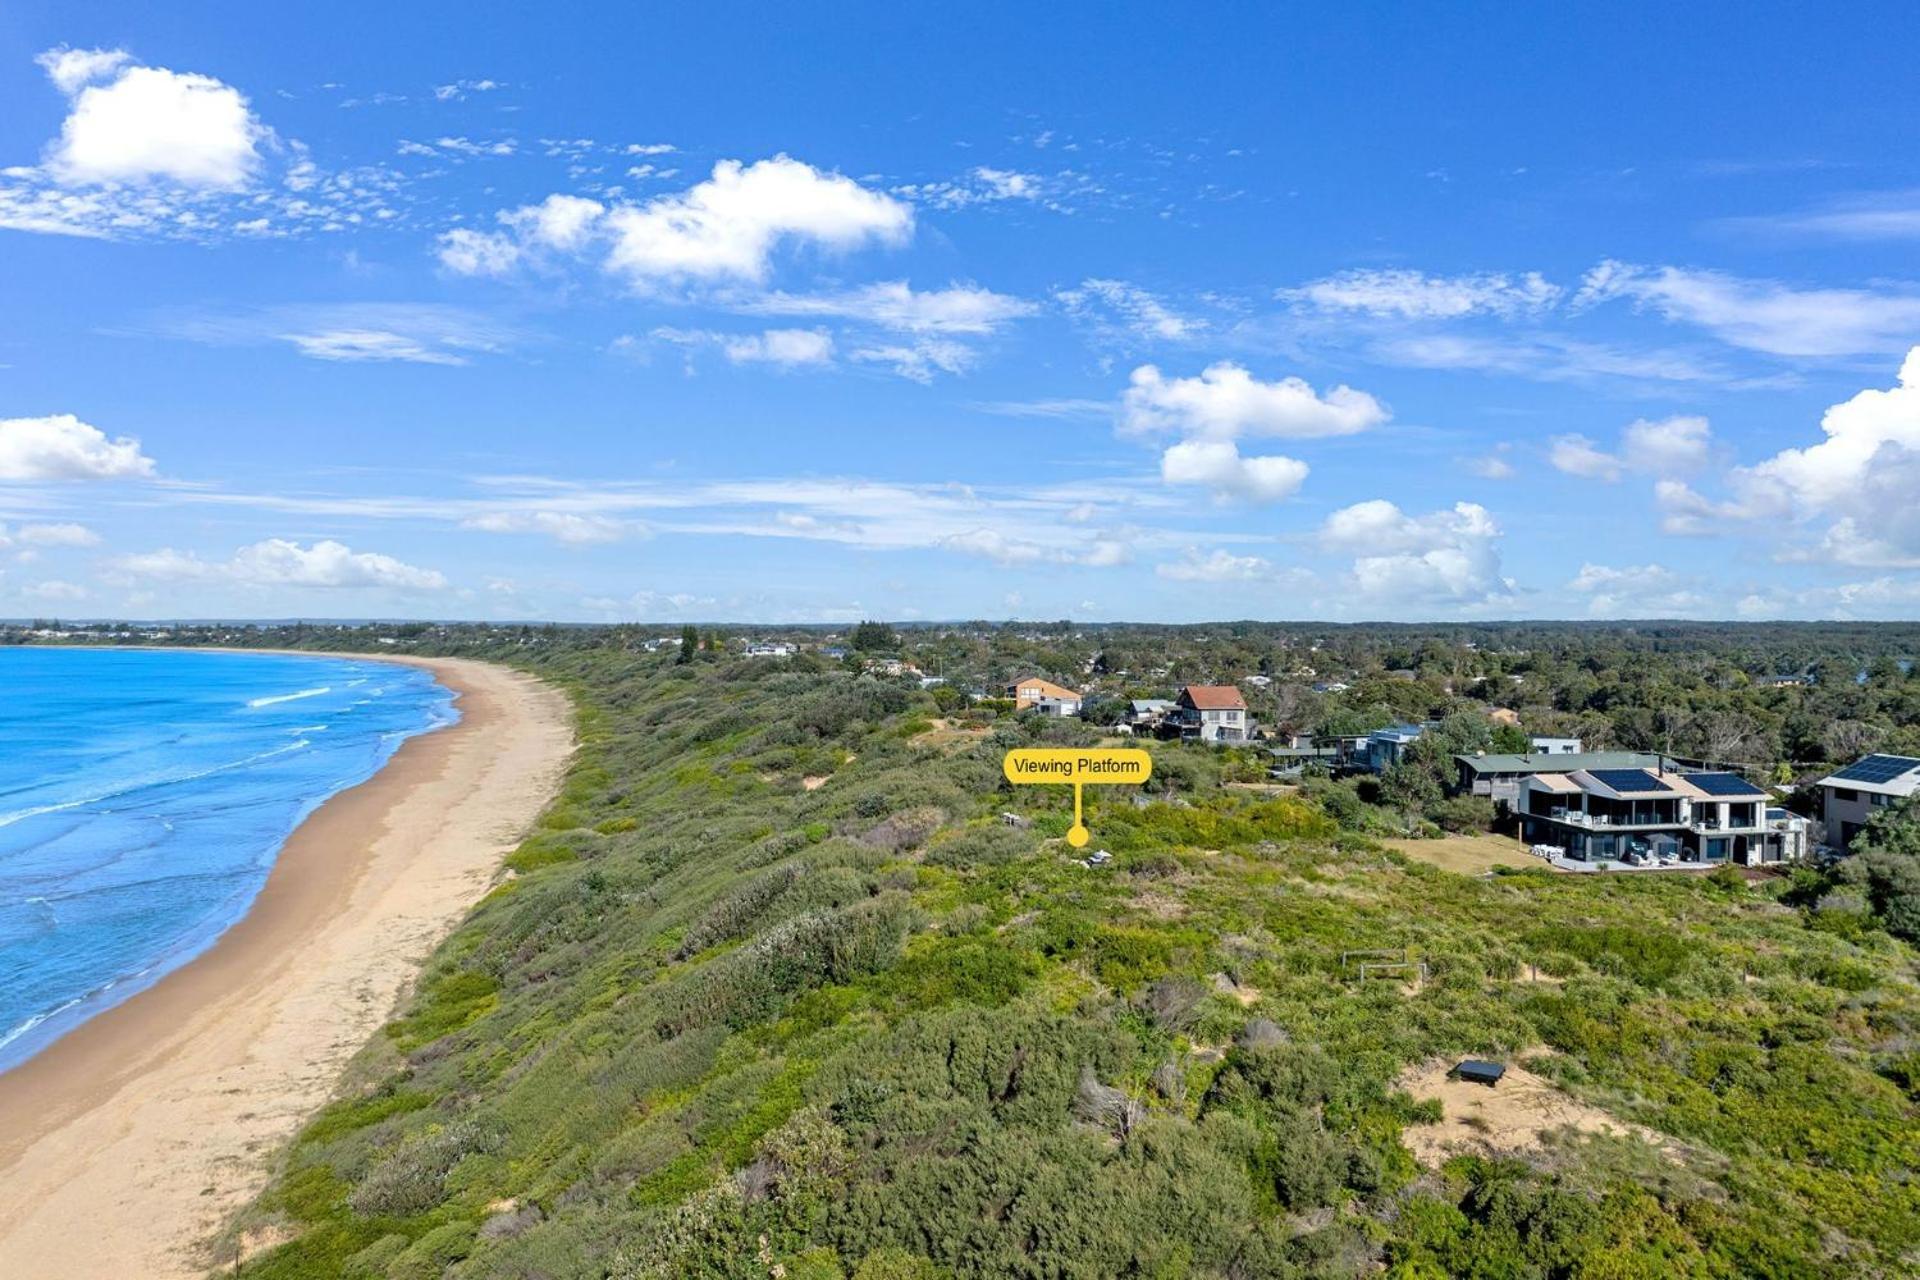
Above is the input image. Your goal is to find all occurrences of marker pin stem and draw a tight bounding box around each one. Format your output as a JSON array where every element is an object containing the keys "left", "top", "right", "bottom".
[{"left": 1067, "top": 781, "right": 1089, "bottom": 848}]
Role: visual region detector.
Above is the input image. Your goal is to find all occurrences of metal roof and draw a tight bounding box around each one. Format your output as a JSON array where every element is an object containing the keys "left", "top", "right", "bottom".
[{"left": 1455, "top": 750, "right": 1664, "bottom": 775}]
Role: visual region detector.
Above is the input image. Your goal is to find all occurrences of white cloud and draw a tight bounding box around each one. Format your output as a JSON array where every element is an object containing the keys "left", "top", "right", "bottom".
[
  {"left": 1549, "top": 434, "right": 1624, "bottom": 482},
  {"left": 1575, "top": 260, "right": 1920, "bottom": 358},
  {"left": 646, "top": 326, "right": 836, "bottom": 371},
  {"left": 0, "top": 414, "right": 157, "bottom": 481},
  {"left": 35, "top": 47, "right": 131, "bottom": 94},
  {"left": 280, "top": 330, "right": 469, "bottom": 365},
  {"left": 437, "top": 226, "right": 522, "bottom": 276},
  {"left": 850, "top": 339, "right": 973, "bottom": 383},
  {"left": 1746, "top": 348, "right": 1920, "bottom": 508},
  {"left": 461, "top": 511, "right": 632, "bottom": 544},
  {"left": 1121, "top": 362, "right": 1388, "bottom": 440},
  {"left": 722, "top": 328, "right": 835, "bottom": 367},
  {"left": 1156, "top": 548, "right": 1280, "bottom": 582},
  {"left": 892, "top": 166, "right": 1048, "bottom": 209},
  {"left": 42, "top": 54, "right": 266, "bottom": 189},
  {"left": 14, "top": 522, "right": 100, "bottom": 547},
  {"left": 1321, "top": 499, "right": 1511, "bottom": 603},
  {"left": 1465, "top": 447, "right": 1515, "bottom": 480},
  {"left": 1567, "top": 563, "right": 1706, "bottom": 617},
  {"left": 937, "top": 527, "right": 1129, "bottom": 568},
  {"left": 1159, "top": 439, "right": 1308, "bottom": 504},
  {"left": 741, "top": 281, "right": 1034, "bottom": 334},
  {"left": 21, "top": 579, "right": 88, "bottom": 602},
  {"left": 438, "top": 158, "right": 911, "bottom": 288},
  {"left": 1057, "top": 279, "right": 1205, "bottom": 341},
  {"left": 1552, "top": 415, "right": 1713, "bottom": 484},
  {"left": 1281, "top": 268, "right": 1561, "bottom": 319},
  {"left": 603, "top": 155, "right": 910, "bottom": 284},
  {"left": 113, "top": 538, "right": 446, "bottom": 591}
]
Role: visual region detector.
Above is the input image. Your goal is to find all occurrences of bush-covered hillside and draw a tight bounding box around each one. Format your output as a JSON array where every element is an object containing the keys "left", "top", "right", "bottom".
[{"left": 226, "top": 647, "right": 1920, "bottom": 1279}]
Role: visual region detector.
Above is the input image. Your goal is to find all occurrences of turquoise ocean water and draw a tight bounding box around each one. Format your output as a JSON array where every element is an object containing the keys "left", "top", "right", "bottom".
[{"left": 0, "top": 648, "right": 456, "bottom": 1072}]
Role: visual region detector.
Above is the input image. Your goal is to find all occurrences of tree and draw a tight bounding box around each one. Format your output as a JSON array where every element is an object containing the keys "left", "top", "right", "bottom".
[
  {"left": 677, "top": 625, "right": 698, "bottom": 664},
  {"left": 1840, "top": 800, "right": 1920, "bottom": 943},
  {"left": 851, "top": 621, "right": 898, "bottom": 652}
]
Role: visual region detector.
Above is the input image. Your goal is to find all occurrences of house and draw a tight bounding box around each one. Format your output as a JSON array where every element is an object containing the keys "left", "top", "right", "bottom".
[
  {"left": 1008, "top": 675, "right": 1083, "bottom": 717},
  {"left": 1243, "top": 674, "right": 1273, "bottom": 688},
  {"left": 1817, "top": 754, "right": 1920, "bottom": 852},
  {"left": 1529, "top": 736, "right": 1583, "bottom": 755},
  {"left": 1454, "top": 749, "right": 1670, "bottom": 809},
  {"left": 1128, "top": 698, "right": 1175, "bottom": 731},
  {"left": 1361, "top": 723, "right": 1426, "bottom": 772},
  {"left": 866, "top": 657, "right": 922, "bottom": 678},
  {"left": 1517, "top": 767, "right": 1808, "bottom": 866},
  {"left": 1175, "top": 685, "right": 1251, "bottom": 743},
  {"left": 1311, "top": 680, "right": 1350, "bottom": 694},
  {"left": 744, "top": 641, "right": 798, "bottom": 658}
]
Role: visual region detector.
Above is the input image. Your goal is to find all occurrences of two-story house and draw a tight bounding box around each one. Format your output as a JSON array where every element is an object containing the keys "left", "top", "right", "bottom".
[
  {"left": 1818, "top": 754, "right": 1920, "bottom": 852},
  {"left": 1518, "top": 767, "right": 1807, "bottom": 866},
  {"left": 1175, "top": 684, "right": 1251, "bottom": 743},
  {"left": 1008, "top": 676, "right": 1083, "bottom": 717}
]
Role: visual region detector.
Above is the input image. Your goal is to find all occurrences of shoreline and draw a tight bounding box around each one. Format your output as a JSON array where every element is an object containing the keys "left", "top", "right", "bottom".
[{"left": 0, "top": 651, "right": 575, "bottom": 1278}]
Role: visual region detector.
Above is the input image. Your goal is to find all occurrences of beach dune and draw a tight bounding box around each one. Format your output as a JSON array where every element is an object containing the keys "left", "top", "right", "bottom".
[{"left": 0, "top": 654, "right": 573, "bottom": 1279}]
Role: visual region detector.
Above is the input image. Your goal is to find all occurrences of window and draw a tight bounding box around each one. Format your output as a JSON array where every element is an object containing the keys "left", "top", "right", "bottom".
[{"left": 1833, "top": 787, "right": 1859, "bottom": 802}]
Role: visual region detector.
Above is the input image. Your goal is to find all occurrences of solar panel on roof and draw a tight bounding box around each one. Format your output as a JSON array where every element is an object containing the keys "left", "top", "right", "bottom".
[
  {"left": 1832, "top": 754, "right": 1920, "bottom": 784},
  {"left": 1684, "top": 771, "right": 1766, "bottom": 797},
  {"left": 1589, "top": 768, "right": 1671, "bottom": 793}
]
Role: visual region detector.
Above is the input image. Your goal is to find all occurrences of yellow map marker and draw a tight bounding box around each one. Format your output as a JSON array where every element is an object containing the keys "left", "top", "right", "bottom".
[{"left": 1002, "top": 747, "right": 1153, "bottom": 848}]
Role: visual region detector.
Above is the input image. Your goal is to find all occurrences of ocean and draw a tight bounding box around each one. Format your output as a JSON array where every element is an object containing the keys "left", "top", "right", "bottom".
[{"left": 0, "top": 648, "right": 457, "bottom": 1072}]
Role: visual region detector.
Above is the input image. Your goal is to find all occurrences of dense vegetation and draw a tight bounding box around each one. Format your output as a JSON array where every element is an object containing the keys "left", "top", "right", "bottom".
[{"left": 193, "top": 631, "right": 1920, "bottom": 1279}]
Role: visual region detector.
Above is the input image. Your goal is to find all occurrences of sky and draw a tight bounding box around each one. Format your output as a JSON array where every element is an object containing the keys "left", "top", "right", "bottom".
[{"left": 2, "top": 3, "right": 1920, "bottom": 624}]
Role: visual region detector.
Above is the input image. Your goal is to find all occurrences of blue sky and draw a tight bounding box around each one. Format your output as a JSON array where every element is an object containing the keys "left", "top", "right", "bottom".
[{"left": 2, "top": 2, "right": 1919, "bottom": 623}]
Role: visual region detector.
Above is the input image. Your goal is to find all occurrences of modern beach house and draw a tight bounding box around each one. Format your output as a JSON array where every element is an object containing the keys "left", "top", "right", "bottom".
[
  {"left": 1817, "top": 753, "right": 1920, "bottom": 852},
  {"left": 1454, "top": 749, "right": 1671, "bottom": 809},
  {"left": 1517, "top": 767, "right": 1808, "bottom": 866}
]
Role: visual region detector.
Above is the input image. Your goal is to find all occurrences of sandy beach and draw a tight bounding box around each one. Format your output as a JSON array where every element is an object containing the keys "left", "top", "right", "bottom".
[{"left": 0, "top": 653, "right": 574, "bottom": 1279}]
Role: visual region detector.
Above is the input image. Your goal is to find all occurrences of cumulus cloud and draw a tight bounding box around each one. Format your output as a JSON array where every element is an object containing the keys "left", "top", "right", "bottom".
[
  {"left": 38, "top": 49, "right": 267, "bottom": 189},
  {"left": 0, "top": 414, "right": 157, "bottom": 481},
  {"left": 112, "top": 538, "right": 446, "bottom": 591},
  {"left": 1320, "top": 499, "right": 1511, "bottom": 603},
  {"left": 1121, "top": 362, "right": 1388, "bottom": 440},
  {"left": 1551, "top": 415, "right": 1713, "bottom": 483},
  {"left": 1622, "top": 415, "right": 1713, "bottom": 475},
  {"left": 604, "top": 156, "right": 909, "bottom": 283},
  {"left": 1156, "top": 548, "right": 1284, "bottom": 582},
  {"left": 437, "top": 158, "right": 912, "bottom": 288},
  {"left": 1575, "top": 260, "right": 1920, "bottom": 358},
  {"left": 1548, "top": 434, "right": 1625, "bottom": 482},
  {"left": 1568, "top": 563, "right": 1705, "bottom": 617},
  {"left": 1159, "top": 439, "right": 1308, "bottom": 503},
  {"left": 8, "top": 522, "right": 101, "bottom": 547},
  {"left": 1281, "top": 268, "right": 1561, "bottom": 319}
]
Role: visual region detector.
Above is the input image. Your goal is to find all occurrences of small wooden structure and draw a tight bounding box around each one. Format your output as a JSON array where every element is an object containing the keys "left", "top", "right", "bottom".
[{"left": 1452, "top": 1059, "right": 1506, "bottom": 1087}]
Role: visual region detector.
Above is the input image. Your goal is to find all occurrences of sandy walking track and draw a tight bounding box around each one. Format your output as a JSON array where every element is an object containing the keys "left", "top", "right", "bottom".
[{"left": 0, "top": 654, "right": 574, "bottom": 1279}]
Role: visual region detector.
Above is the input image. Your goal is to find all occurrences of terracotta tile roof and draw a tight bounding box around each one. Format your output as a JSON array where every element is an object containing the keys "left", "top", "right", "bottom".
[{"left": 1179, "top": 684, "right": 1246, "bottom": 710}]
